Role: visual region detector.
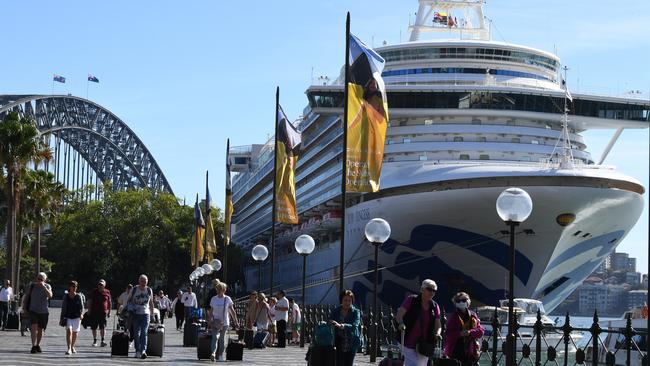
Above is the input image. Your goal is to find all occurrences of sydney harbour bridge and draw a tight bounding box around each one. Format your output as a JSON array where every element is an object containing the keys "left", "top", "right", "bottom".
[{"left": 0, "top": 95, "right": 173, "bottom": 197}]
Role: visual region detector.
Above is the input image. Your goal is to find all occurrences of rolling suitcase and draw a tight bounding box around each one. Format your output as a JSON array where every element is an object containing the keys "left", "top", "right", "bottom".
[
  {"left": 183, "top": 322, "right": 199, "bottom": 347},
  {"left": 111, "top": 330, "right": 130, "bottom": 357},
  {"left": 226, "top": 339, "right": 245, "bottom": 361},
  {"left": 253, "top": 330, "right": 269, "bottom": 348},
  {"left": 6, "top": 311, "right": 19, "bottom": 330},
  {"left": 197, "top": 331, "right": 212, "bottom": 360},
  {"left": 308, "top": 345, "right": 336, "bottom": 366},
  {"left": 243, "top": 329, "right": 254, "bottom": 349},
  {"left": 146, "top": 324, "right": 165, "bottom": 357}
]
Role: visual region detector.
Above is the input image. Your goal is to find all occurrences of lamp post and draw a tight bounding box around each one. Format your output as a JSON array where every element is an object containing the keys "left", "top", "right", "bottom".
[
  {"left": 252, "top": 245, "right": 269, "bottom": 292},
  {"left": 496, "top": 187, "right": 533, "bottom": 366},
  {"left": 295, "top": 234, "right": 315, "bottom": 348},
  {"left": 365, "top": 218, "right": 391, "bottom": 363}
]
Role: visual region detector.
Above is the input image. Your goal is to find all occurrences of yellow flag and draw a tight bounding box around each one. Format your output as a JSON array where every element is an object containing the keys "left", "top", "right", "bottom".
[
  {"left": 346, "top": 34, "right": 389, "bottom": 192},
  {"left": 274, "top": 106, "right": 302, "bottom": 224},
  {"left": 225, "top": 140, "right": 234, "bottom": 245}
]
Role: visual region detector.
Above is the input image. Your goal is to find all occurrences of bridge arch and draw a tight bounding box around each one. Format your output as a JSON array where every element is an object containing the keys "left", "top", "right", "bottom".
[{"left": 0, "top": 95, "right": 173, "bottom": 195}]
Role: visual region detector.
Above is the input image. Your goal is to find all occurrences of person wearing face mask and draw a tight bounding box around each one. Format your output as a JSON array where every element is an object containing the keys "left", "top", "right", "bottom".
[
  {"left": 395, "top": 279, "right": 442, "bottom": 366},
  {"left": 444, "top": 292, "right": 485, "bottom": 366}
]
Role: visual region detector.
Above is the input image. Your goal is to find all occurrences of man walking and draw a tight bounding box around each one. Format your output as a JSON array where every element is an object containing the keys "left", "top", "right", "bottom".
[
  {"left": 23, "top": 272, "right": 53, "bottom": 353},
  {"left": 181, "top": 286, "right": 197, "bottom": 322},
  {"left": 0, "top": 279, "right": 13, "bottom": 330},
  {"left": 157, "top": 290, "right": 171, "bottom": 324},
  {"left": 88, "top": 279, "right": 111, "bottom": 347},
  {"left": 275, "top": 290, "right": 289, "bottom": 348}
]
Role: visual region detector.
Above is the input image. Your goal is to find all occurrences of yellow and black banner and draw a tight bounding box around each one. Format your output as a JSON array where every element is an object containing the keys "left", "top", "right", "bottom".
[
  {"left": 274, "top": 105, "right": 302, "bottom": 224},
  {"left": 204, "top": 173, "right": 217, "bottom": 261},
  {"left": 224, "top": 139, "right": 233, "bottom": 246},
  {"left": 191, "top": 195, "right": 205, "bottom": 266},
  {"left": 346, "top": 33, "right": 389, "bottom": 192}
]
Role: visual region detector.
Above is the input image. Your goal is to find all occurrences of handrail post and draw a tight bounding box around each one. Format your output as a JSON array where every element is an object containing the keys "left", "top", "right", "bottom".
[
  {"left": 492, "top": 306, "right": 499, "bottom": 366},
  {"left": 534, "top": 309, "right": 542, "bottom": 366},
  {"left": 590, "top": 310, "right": 601, "bottom": 366},
  {"left": 625, "top": 313, "right": 632, "bottom": 366},
  {"left": 563, "top": 312, "right": 571, "bottom": 366}
]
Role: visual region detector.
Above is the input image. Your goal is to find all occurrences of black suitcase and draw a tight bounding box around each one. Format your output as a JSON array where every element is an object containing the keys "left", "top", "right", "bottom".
[
  {"left": 6, "top": 312, "right": 19, "bottom": 330},
  {"left": 183, "top": 322, "right": 199, "bottom": 347},
  {"left": 253, "top": 330, "right": 269, "bottom": 348},
  {"left": 226, "top": 339, "right": 244, "bottom": 361},
  {"left": 243, "top": 329, "right": 254, "bottom": 349},
  {"left": 197, "top": 332, "right": 212, "bottom": 360},
  {"left": 308, "top": 345, "right": 336, "bottom": 366},
  {"left": 146, "top": 324, "right": 164, "bottom": 357},
  {"left": 111, "top": 330, "right": 129, "bottom": 357}
]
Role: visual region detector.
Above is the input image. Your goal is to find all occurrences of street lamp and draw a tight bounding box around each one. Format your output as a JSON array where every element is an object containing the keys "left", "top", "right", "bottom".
[
  {"left": 365, "top": 218, "right": 391, "bottom": 363},
  {"left": 496, "top": 187, "right": 533, "bottom": 366},
  {"left": 295, "top": 234, "right": 315, "bottom": 348},
  {"left": 252, "top": 245, "right": 269, "bottom": 292},
  {"left": 210, "top": 259, "right": 222, "bottom": 273}
]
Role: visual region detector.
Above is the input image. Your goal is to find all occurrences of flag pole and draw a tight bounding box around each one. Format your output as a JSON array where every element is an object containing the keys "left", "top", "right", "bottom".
[
  {"left": 204, "top": 170, "right": 209, "bottom": 264},
  {"left": 86, "top": 77, "right": 89, "bottom": 99},
  {"left": 224, "top": 139, "right": 230, "bottom": 284},
  {"left": 270, "top": 86, "right": 280, "bottom": 297},
  {"left": 52, "top": 76, "right": 54, "bottom": 95},
  {"left": 339, "top": 12, "right": 350, "bottom": 293}
]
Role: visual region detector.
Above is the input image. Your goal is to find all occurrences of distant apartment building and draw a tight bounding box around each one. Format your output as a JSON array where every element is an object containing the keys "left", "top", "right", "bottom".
[
  {"left": 609, "top": 252, "right": 630, "bottom": 272},
  {"left": 578, "top": 283, "right": 627, "bottom": 315},
  {"left": 627, "top": 290, "right": 648, "bottom": 309},
  {"left": 625, "top": 272, "right": 641, "bottom": 286}
]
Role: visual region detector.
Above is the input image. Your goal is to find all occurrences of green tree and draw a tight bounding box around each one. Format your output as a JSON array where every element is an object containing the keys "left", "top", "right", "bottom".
[{"left": 0, "top": 112, "right": 50, "bottom": 287}]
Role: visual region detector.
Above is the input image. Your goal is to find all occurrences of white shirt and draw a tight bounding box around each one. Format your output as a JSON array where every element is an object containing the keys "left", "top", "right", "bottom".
[
  {"left": 210, "top": 295, "right": 233, "bottom": 327},
  {"left": 291, "top": 303, "right": 301, "bottom": 324},
  {"left": 275, "top": 297, "right": 289, "bottom": 322},
  {"left": 269, "top": 306, "right": 277, "bottom": 324},
  {"left": 181, "top": 292, "right": 197, "bottom": 307},
  {"left": 0, "top": 286, "right": 13, "bottom": 302}
]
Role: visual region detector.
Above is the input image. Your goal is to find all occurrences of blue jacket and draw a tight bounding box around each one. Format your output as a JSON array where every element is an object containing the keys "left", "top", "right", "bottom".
[{"left": 329, "top": 305, "right": 363, "bottom": 352}]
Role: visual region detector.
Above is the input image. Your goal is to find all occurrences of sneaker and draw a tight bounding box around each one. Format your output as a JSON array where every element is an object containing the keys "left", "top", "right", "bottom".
[
  {"left": 92, "top": 341, "right": 98, "bottom": 347},
  {"left": 72, "top": 347, "right": 77, "bottom": 354},
  {"left": 100, "top": 340, "right": 107, "bottom": 347},
  {"left": 30, "top": 346, "right": 37, "bottom": 354},
  {"left": 141, "top": 352, "right": 148, "bottom": 359},
  {"left": 65, "top": 349, "right": 71, "bottom": 355},
  {"left": 35, "top": 345, "right": 42, "bottom": 353},
  {"left": 210, "top": 354, "right": 216, "bottom": 362}
]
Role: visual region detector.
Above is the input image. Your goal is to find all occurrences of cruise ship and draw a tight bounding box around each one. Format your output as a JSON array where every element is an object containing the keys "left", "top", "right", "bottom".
[{"left": 230, "top": 0, "right": 648, "bottom": 312}]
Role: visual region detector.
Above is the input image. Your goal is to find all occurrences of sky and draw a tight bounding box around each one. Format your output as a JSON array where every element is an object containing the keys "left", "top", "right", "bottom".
[{"left": 1, "top": 1, "right": 648, "bottom": 273}]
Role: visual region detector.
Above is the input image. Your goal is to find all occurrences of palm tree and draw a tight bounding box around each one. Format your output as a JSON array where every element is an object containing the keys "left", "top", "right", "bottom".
[{"left": 0, "top": 112, "right": 47, "bottom": 286}]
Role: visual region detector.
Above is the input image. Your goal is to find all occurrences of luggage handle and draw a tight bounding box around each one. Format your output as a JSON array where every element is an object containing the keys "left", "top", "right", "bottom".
[{"left": 400, "top": 327, "right": 405, "bottom": 360}]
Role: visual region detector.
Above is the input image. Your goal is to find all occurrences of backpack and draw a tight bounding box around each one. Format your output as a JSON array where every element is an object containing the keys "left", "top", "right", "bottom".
[{"left": 313, "top": 322, "right": 334, "bottom": 347}]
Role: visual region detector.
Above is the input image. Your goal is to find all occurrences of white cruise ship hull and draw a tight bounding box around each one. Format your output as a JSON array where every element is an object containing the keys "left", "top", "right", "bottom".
[{"left": 245, "top": 162, "right": 644, "bottom": 313}]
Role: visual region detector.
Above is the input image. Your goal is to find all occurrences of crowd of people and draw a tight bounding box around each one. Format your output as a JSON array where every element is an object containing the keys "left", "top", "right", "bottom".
[{"left": 1, "top": 274, "right": 486, "bottom": 366}]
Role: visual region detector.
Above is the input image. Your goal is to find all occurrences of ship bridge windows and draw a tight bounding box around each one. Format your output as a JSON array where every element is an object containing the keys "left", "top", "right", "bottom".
[
  {"left": 479, "top": 154, "right": 490, "bottom": 160},
  {"left": 453, "top": 136, "right": 463, "bottom": 142},
  {"left": 382, "top": 67, "right": 553, "bottom": 82}
]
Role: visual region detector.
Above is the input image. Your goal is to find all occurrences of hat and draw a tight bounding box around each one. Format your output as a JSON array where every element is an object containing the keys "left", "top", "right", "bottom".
[{"left": 98, "top": 279, "right": 106, "bottom": 286}]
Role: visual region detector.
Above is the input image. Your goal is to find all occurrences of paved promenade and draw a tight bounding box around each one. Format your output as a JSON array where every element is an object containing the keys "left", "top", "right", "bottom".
[{"left": 0, "top": 308, "right": 378, "bottom": 365}]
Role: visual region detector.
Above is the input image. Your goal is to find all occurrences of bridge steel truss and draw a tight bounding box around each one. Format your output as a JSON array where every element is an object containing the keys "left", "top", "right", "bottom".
[{"left": 0, "top": 95, "right": 174, "bottom": 196}]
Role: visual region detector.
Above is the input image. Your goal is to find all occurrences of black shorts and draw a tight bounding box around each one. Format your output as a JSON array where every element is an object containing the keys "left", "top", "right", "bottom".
[
  {"left": 89, "top": 312, "right": 107, "bottom": 330},
  {"left": 29, "top": 311, "right": 49, "bottom": 330}
]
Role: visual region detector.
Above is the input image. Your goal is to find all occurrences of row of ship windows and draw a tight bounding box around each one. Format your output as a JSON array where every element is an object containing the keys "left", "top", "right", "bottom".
[
  {"left": 382, "top": 67, "right": 553, "bottom": 82},
  {"left": 378, "top": 47, "right": 560, "bottom": 71},
  {"left": 387, "top": 135, "right": 581, "bottom": 149},
  {"left": 385, "top": 152, "right": 589, "bottom": 164}
]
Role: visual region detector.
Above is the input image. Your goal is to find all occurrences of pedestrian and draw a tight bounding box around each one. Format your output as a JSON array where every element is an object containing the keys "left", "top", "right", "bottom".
[
  {"left": 22, "top": 272, "right": 53, "bottom": 354},
  {"left": 181, "top": 286, "right": 197, "bottom": 322},
  {"left": 329, "top": 290, "right": 362, "bottom": 366},
  {"left": 203, "top": 279, "right": 220, "bottom": 314},
  {"left": 245, "top": 291, "right": 258, "bottom": 330},
  {"left": 208, "top": 281, "right": 239, "bottom": 362},
  {"left": 274, "top": 290, "right": 289, "bottom": 347},
  {"left": 87, "top": 279, "right": 112, "bottom": 347},
  {"left": 395, "top": 279, "right": 442, "bottom": 366},
  {"left": 268, "top": 297, "right": 278, "bottom": 345},
  {"left": 171, "top": 290, "right": 185, "bottom": 330},
  {"left": 117, "top": 284, "right": 132, "bottom": 315},
  {"left": 0, "top": 279, "right": 13, "bottom": 330},
  {"left": 444, "top": 292, "right": 484, "bottom": 366},
  {"left": 288, "top": 297, "right": 301, "bottom": 344},
  {"left": 60, "top": 280, "right": 84, "bottom": 355},
  {"left": 255, "top": 293, "right": 272, "bottom": 334},
  {"left": 157, "top": 290, "right": 171, "bottom": 324},
  {"left": 128, "top": 274, "right": 155, "bottom": 359}
]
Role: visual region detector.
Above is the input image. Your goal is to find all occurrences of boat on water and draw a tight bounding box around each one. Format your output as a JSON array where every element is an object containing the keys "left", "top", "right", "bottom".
[
  {"left": 586, "top": 307, "right": 648, "bottom": 366},
  {"left": 230, "top": 0, "right": 648, "bottom": 312}
]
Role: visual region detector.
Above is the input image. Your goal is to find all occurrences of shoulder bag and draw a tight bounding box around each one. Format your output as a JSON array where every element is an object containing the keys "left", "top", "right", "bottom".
[{"left": 416, "top": 300, "right": 439, "bottom": 358}]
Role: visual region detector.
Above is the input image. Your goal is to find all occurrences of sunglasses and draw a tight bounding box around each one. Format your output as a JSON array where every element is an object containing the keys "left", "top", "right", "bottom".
[
  {"left": 456, "top": 299, "right": 469, "bottom": 303},
  {"left": 424, "top": 287, "right": 437, "bottom": 293}
]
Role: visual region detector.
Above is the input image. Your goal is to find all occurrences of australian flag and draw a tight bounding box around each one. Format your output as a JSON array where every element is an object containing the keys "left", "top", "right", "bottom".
[
  {"left": 53, "top": 74, "right": 66, "bottom": 83},
  {"left": 88, "top": 74, "right": 99, "bottom": 83}
]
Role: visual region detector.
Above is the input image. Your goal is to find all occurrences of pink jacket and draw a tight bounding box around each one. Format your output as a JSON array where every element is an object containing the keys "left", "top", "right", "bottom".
[{"left": 444, "top": 309, "right": 485, "bottom": 359}]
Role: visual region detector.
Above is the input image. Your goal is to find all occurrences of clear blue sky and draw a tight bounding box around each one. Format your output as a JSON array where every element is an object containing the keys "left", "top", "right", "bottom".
[{"left": 1, "top": 1, "right": 648, "bottom": 273}]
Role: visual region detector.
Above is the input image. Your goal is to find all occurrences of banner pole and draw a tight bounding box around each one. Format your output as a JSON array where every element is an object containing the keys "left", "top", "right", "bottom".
[
  {"left": 270, "top": 86, "right": 280, "bottom": 296},
  {"left": 339, "top": 12, "right": 351, "bottom": 293}
]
